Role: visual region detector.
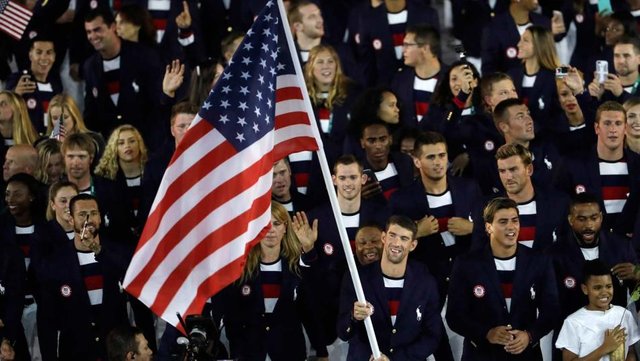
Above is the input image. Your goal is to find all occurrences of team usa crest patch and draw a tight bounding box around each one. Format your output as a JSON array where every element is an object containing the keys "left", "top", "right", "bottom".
[
  {"left": 60, "top": 285, "right": 72, "bottom": 297},
  {"left": 484, "top": 140, "right": 495, "bottom": 151},
  {"left": 564, "top": 277, "right": 576, "bottom": 289},
  {"left": 323, "top": 243, "right": 334, "bottom": 255},
  {"left": 473, "top": 285, "right": 485, "bottom": 298},
  {"left": 241, "top": 285, "right": 251, "bottom": 296}
]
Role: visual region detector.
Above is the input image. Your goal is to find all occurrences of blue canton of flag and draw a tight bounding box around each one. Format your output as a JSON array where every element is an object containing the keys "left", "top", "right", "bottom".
[{"left": 202, "top": 0, "right": 294, "bottom": 151}]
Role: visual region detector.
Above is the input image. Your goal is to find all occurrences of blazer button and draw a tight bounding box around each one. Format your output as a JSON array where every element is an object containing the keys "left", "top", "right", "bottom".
[
  {"left": 346, "top": 327, "right": 351, "bottom": 332},
  {"left": 392, "top": 329, "right": 397, "bottom": 334},
  {"left": 389, "top": 348, "right": 394, "bottom": 353},
  {"left": 265, "top": 326, "right": 270, "bottom": 331},
  {"left": 95, "top": 337, "right": 100, "bottom": 342}
]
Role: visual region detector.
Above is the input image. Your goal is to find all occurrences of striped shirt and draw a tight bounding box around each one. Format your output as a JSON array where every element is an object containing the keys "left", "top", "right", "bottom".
[
  {"left": 78, "top": 250, "right": 104, "bottom": 316},
  {"left": 384, "top": 276, "right": 404, "bottom": 325},
  {"left": 413, "top": 75, "right": 438, "bottom": 122},
  {"left": 495, "top": 255, "right": 516, "bottom": 312},
  {"left": 260, "top": 259, "right": 283, "bottom": 313},
  {"left": 517, "top": 199, "right": 537, "bottom": 248},
  {"left": 388, "top": 9, "right": 408, "bottom": 60},
  {"left": 426, "top": 190, "right": 455, "bottom": 246}
]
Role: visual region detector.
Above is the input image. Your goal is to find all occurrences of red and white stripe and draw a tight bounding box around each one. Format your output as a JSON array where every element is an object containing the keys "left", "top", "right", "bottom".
[
  {"left": 0, "top": 0, "right": 32, "bottom": 40},
  {"left": 123, "top": 74, "right": 318, "bottom": 328}
]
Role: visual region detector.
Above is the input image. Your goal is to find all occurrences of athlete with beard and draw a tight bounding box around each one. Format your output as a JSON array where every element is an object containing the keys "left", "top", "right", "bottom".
[
  {"left": 549, "top": 192, "right": 639, "bottom": 322},
  {"left": 588, "top": 36, "right": 640, "bottom": 104},
  {"left": 338, "top": 215, "right": 443, "bottom": 361},
  {"left": 37, "top": 194, "right": 131, "bottom": 361},
  {"left": 471, "top": 143, "right": 568, "bottom": 251},
  {"left": 447, "top": 197, "right": 559, "bottom": 361}
]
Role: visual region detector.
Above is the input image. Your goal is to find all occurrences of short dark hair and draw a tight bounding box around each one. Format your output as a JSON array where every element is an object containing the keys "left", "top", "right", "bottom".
[
  {"left": 69, "top": 193, "right": 99, "bottom": 215},
  {"left": 30, "top": 35, "right": 55, "bottom": 49},
  {"left": 595, "top": 101, "right": 626, "bottom": 124},
  {"left": 405, "top": 23, "right": 440, "bottom": 58},
  {"left": 85, "top": 8, "right": 115, "bottom": 25},
  {"left": 332, "top": 154, "right": 362, "bottom": 174},
  {"left": 493, "top": 98, "right": 526, "bottom": 134},
  {"left": 483, "top": 197, "right": 519, "bottom": 223},
  {"left": 569, "top": 192, "right": 602, "bottom": 213},
  {"left": 615, "top": 34, "right": 640, "bottom": 54},
  {"left": 412, "top": 131, "right": 447, "bottom": 157},
  {"left": 582, "top": 259, "right": 612, "bottom": 284},
  {"left": 386, "top": 215, "right": 418, "bottom": 239},
  {"left": 170, "top": 101, "right": 199, "bottom": 125},
  {"left": 360, "top": 120, "right": 390, "bottom": 140},
  {"left": 107, "top": 325, "right": 143, "bottom": 361}
]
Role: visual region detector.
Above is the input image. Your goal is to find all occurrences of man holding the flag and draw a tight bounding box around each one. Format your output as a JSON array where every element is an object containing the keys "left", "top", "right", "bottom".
[{"left": 339, "top": 215, "right": 443, "bottom": 360}]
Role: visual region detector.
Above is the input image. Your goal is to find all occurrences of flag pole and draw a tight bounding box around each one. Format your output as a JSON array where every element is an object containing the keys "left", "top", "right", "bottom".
[{"left": 276, "top": 0, "right": 382, "bottom": 358}]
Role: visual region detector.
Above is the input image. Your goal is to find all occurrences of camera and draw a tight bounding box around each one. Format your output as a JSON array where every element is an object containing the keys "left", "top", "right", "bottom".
[
  {"left": 174, "top": 314, "right": 228, "bottom": 361},
  {"left": 555, "top": 66, "right": 569, "bottom": 78}
]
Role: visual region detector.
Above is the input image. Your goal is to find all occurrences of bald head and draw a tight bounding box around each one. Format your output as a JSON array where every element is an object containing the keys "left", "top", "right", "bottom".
[{"left": 3, "top": 145, "right": 38, "bottom": 181}]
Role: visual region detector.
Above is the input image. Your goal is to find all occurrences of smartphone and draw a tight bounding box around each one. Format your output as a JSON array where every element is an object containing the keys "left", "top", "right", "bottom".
[
  {"left": 555, "top": 66, "right": 569, "bottom": 78},
  {"left": 363, "top": 169, "right": 378, "bottom": 184},
  {"left": 596, "top": 60, "right": 608, "bottom": 84}
]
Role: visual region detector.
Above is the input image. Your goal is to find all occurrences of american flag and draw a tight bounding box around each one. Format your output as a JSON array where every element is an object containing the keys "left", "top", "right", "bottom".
[
  {"left": 123, "top": 0, "right": 319, "bottom": 328},
  {"left": 0, "top": 0, "right": 32, "bottom": 40}
]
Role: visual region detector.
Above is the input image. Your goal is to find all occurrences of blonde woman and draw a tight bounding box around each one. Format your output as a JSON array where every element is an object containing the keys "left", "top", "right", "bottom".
[
  {"left": 95, "top": 124, "right": 148, "bottom": 234},
  {"left": 303, "top": 44, "right": 357, "bottom": 151},
  {"left": 509, "top": 25, "right": 562, "bottom": 134},
  {"left": 212, "top": 201, "right": 327, "bottom": 360},
  {"left": 34, "top": 138, "right": 64, "bottom": 184},
  {"left": 45, "top": 94, "right": 105, "bottom": 161},
  {"left": 0, "top": 90, "right": 39, "bottom": 146},
  {"left": 299, "top": 45, "right": 359, "bottom": 198}
]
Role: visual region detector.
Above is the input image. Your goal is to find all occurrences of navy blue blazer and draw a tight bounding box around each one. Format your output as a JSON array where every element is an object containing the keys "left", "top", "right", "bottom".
[
  {"left": 308, "top": 199, "right": 390, "bottom": 299},
  {"left": 481, "top": 12, "right": 551, "bottom": 74},
  {"left": 338, "top": 260, "right": 443, "bottom": 360},
  {"left": 212, "top": 260, "right": 324, "bottom": 360},
  {"left": 37, "top": 238, "right": 130, "bottom": 361},
  {"left": 390, "top": 66, "right": 446, "bottom": 128},
  {"left": 389, "top": 176, "right": 482, "bottom": 304},
  {"left": 451, "top": 0, "right": 509, "bottom": 57},
  {"left": 472, "top": 138, "right": 559, "bottom": 199},
  {"left": 0, "top": 234, "right": 26, "bottom": 359},
  {"left": 548, "top": 230, "right": 637, "bottom": 321},
  {"left": 507, "top": 67, "right": 561, "bottom": 136},
  {"left": 354, "top": 0, "right": 440, "bottom": 86},
  {"left": 446, "top": 245, "right": 560, "bottom": 361},
  {"left": 6, "top": 70, "right": 63, "bottom": 134},
  {"left": 471, "top": 185, "right": 569, "bottom": 251},
  {"left": 82, "top": 40, "right": 164, "bottom": 150},
  {"left": 360, "top": 151, "right": 416, "bottom": 205},
  {"left": 553, "top": 147, "right": 640, "bottom": 231}
]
